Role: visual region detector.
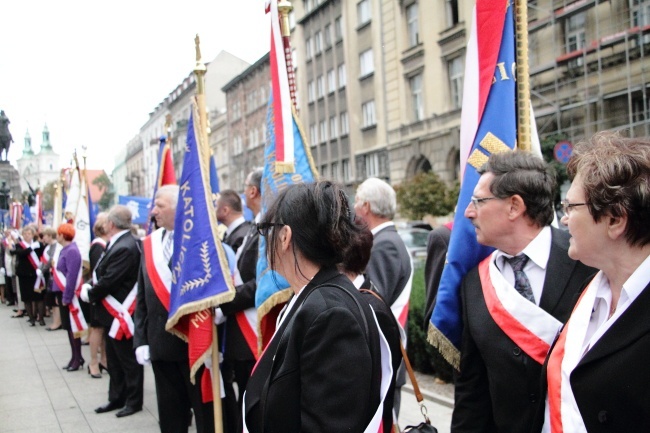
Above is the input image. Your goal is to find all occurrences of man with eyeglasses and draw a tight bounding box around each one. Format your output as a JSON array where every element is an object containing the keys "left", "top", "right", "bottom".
[
  {"left": 451, "top": 151, "right": 596, "bottom": 433},
  {"left": 217, "top": 167, "right": 263, "bottom": 433}
]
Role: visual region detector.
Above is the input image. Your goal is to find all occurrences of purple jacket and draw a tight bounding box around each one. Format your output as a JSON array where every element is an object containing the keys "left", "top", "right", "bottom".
[{"left": 57, "top": 242, "right": 82, "bottom": 305}]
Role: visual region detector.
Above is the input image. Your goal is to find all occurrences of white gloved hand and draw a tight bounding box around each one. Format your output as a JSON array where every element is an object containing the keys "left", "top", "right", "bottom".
[
  {"left": 0, "top": 267, "right": 5, "bottom": 276},
  {"left": 204, "top": 353, "right": 213, "bottom": 370},
  {"left": 214, "top": 308, "right": 226, "bottom": 325},
  {"left": 10, "top": 231, "right": 19, "bottom": 240},
  {"left": 36, "top": 268, "right": 43, "bottom": 278},
  {"left": 80, "top": 283, "right": 91, "bottom": 303},
  {"left": 135, "top": 345, "right": 151, "bottom": 366}
]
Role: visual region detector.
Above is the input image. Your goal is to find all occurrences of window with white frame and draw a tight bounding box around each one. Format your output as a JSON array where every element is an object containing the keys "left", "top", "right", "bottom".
[
  {"left": 362, "top": 100, "right": 376, "bottom": 127},
  {"left": 342, "top": 159, "right": 350, "bottom": 182},
  {"left": 319, "top": 120, "right": 328, "bottom": 143},
  {"left": 365, "top": 153, "right": 379, "bottom": 177},
  {"left": 409, "top": 73, "right": 424, "bottom": 121},
  {"left": 309, "top": 124, "right": 318, "bottom": 145},
  {"left": 357, "top": 0, "right": 371, "bottom": 26},
  {"left": 329, "top": 115, "right": 338, "bottom": 138},
  {"left": 448, "top": 56, "right": 464, "bottom": 109},
  {"left": 317, "top": 75, "right": 325, "bottom": 99},
  {"left": 632, "top": 0, "right": 650, "bottom": 44},
  {"left": 233, "top": 135, "right": 243, "bottom": 155},
  {"left": 308, "top": 80, "right": 316, "bottom": 103},
  {"left": 340, "top": 111, "right": 349, "bottom": 135},
  {"left": 305, "top": 0, "right": 313, "bottom": 13},
  {"left": 327, "top": 69, "right": 336, "bottom": 93},
  {"left": 306, "top": 37, "right": 313, "bottom": 60},
  {"left": 335, "top": 16, "right": 343, "bottom": 41},
  {"left": 324, "top": 24, "right": 332, "bottom": 48},
  {"left": 359, "top": 49, "right": 374, "bottom": 76},
  {"left": 315, "top": 31, "right": 323, "bottom": 55},
  {"left": 331, "top": 161, "right": 339, "bottom": 178},
  {"left": 406, "top": 3, "right": 419, "bottom": 47},
  {"left": 249, "top": 129, "right": 257, "bottom": 148},
  {"left": 565, "top": 13, "right": 586, "bottom": 53},
  {"left": 338, "top": 63, "right": 347, "bottom": 88},
  {"left": 445, "top": 0, "right": 459, "bottom": 27}
]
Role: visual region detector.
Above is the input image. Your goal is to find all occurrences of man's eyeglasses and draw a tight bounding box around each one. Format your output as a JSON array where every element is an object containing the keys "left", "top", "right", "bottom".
[
  {"left": 470, "top": 196, "right": 498, "bottom": 208},
  {"left": 256, "top": 222, "right": 285, "bottom": 236},
  {"left": 560, "top": 200, "right": 588, "bottom": 216}
]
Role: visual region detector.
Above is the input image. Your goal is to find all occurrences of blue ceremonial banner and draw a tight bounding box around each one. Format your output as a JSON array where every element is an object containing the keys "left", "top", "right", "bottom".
[
  {"left": 255, "top": 93, "right": 318, "bottom": 350},
  {"left": 428, "top": 1, "right": 517, "bottom": 369},
  {"left": 88, "top": 184, "right": 97, "bottom": 240},
  {"left": 118, "top": 195, "right": 151, "bottom": 225},
  {"left": 22, "top": 200, "right": 33, "bottom": 225},
  {"left": 166, "top": 106, "right": 235, "bottom": 383}
]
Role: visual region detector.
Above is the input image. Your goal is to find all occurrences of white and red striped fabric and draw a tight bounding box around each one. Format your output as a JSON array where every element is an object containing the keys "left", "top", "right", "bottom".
[
  {"left": 102, "top": 284, "right": 138, "bottom": 340},
  {"left": 18, "top": 239, "right": 44, "bottom": 291},
  {"left": 10, "top": 202, "right": 22, "bottom": 229},
  {"left": 265, "top": 0, "right": 294, "bottom": 170}
]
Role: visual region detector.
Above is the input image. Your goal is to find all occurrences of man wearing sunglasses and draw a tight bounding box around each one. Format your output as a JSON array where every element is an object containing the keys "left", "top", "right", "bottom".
[{"left": 452, "top": 151, "right": 595, "bottom": 433}]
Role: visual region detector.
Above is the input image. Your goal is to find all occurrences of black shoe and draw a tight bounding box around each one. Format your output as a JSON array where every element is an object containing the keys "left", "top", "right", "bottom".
[
  {"left": 39, "top": 319, "right": 46, "bottom": 326},
  {"left": 67, "top": 364, "right": 82, "bottom": 372},
  {"left": 46, "top": 326, "right": 62, "bottom": 331},
  {"left": 95, "top": 401, "right": 123, "bottom": 414},
  {"left": 88, "top": 366, "right": 102, "bottom": 379},
  {"left": 115, "top": 406, "right": 142, "bottom": 418},
  {"left": 29, "top": 320, "right": 35, "bottom": 327},
  {"left": 99, "top": 363, "right": 109, "bottom": 374}
]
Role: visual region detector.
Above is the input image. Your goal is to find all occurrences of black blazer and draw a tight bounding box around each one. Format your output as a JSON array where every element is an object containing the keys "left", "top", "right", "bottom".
[
  {"left": 224, "top": 220, "right": 251, "bottom": 253},
  {"left": 220, "top": 226, "right": 259, "bottom": 361},
  {"left": 423, "top": 225, "right": 452, "bottom": 329},
  {"left": 12, "top": 241, "right": 44, "bottom": 277},
  {"left": 88, "top": 232, "right": 141, "bottom": 328},
  {"left": 531, "top": 281, "right": 650, "bottom": 433},
  {"left": 133, "top": 233, "right": 187, "bottom": 362},
  {"left": 366, "top": 225, "right": 412, "bottom": 307},
  {"left": 244, "top": 267, "right": 382, "bottom": 433},
  {"left": 452, "top": 228, "right": 596, "bottom": 433}
]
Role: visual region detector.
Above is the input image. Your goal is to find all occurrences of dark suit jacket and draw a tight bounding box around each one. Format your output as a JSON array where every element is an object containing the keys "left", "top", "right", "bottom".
[
  {"left": 12, "top": 241, "right": 44, "bottom": 277},
  {"left": 224, "top": 220, "right": 251, "bottom": 253},
  {"left": 244, "top": 267, "right": 381, "bottom": 433},
  {"left": 423, "top": 225, "right": 452, "bottom": 329},
  {"left": 88, "top": 232, "right": 141, "bottom": 329},
  {"left": 531, "top": 281, "right": 650, "bottom": 433},
  {"left": 366, "top": 224, "right": 412, "bottom": 308},
  {"left": 134, "top": 232, "right": 187, "bottom": 362},
  {"left": 452, "top": 228, "right": 596, "bottom": 433},
  {"left": 220, "top": 226, "right": 259, "bottom": 360}
]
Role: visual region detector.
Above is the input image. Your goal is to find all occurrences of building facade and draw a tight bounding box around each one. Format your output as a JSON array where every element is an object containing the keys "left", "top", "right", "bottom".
[{"left": 16, "top": 125, "right": 61, "bottom": 192}]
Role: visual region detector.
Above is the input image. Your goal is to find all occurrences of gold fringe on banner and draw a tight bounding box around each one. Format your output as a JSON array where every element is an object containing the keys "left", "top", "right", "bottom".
[
  {"left": 427, "top": 323, "right": 461, "bottom": 371},
  {"left": 274, "top": 161, "right": 296, "bottom": 174}
]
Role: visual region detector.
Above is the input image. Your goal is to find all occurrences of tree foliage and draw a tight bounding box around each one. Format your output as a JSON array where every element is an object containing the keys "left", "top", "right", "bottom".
[
  {"left": 92, "top": 172, "right": 114, "bottom": 211},
  {"left": 395, "top": 172, "right": 459, "bottom": 220},
  {"left": 539, "top": 133, "right": 570, "bottom": 208},
  {"left": 41, "top": 180, "right": 57, "bottom": 211}
]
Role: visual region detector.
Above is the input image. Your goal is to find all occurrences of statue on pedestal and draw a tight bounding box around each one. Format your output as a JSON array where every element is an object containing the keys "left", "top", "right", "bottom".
[{"left": 0, "top": 110, "right": 13, "bottom": 162}]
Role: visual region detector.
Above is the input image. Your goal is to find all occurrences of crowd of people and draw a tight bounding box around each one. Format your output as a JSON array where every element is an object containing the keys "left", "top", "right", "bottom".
[{"left": 2, "top": 131, "right": 648, "bottom": 433}]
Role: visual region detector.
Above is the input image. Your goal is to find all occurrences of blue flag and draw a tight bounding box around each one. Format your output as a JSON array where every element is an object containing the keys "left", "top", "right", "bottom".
[
  {"left": 22, "top": 200, "right": 33, "bottom": 225},
  {"left": 166, "top": 107, "right": 235, "bottom": 383},
  {"left": 255, "top": 93, "right": 318, "bottom": 350},
  {"left": 118, "top": 195, "right": 152, "bottom": 225},
  {"left": 428, "top": 1, "right": 517, "bottom": 369},
  {"left": 88, "top": 184, "right": 97, "bottom": 240}
]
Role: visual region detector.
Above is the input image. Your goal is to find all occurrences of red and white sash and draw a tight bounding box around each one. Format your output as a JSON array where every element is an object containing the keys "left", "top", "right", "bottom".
[
  {"left": 18, "top": 239, "right": 44, "bottom": 291},
  {"left": 143, "top": 230, "right": 171, "bottom": 310},
  {"left": 479, "top": 254, "right": 561, "bottom": 364},
  {"left": 91, "top": 237, "right": 107, "bottom": 250},
  {"left": 364, "top": 308, "right": 394, "bottom": 433},
  {"left": 232, "top": 263, "right": 259, "bottom": 359},
  {"left": 391, "top": 262, "right": 414, "bottom": 329},
  {"left": 52, "top": 247, "right": 87, "bottom": 337},
  {"left": 102, "top": 283, "right": 138, "bottom": 340},
  {"left": 546, "top": 276, "right": 598, "bottom": 433}
]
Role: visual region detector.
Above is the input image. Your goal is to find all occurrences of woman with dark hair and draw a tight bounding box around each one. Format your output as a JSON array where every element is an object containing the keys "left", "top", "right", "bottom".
[
  {"left": 10, "top": 226, "right": 45, "bottom": 326},
  {"left": 86, "top": 213, "right": 109, "bottom": 378},
  {"left": 55, "top": 223, "right": 85, "bottom": 371},
  {"left": 243, "top": 181, "right": 386, "bottom": 433}
]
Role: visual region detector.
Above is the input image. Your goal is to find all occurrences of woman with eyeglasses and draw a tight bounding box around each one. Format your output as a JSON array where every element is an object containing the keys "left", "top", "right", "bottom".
[
  {"left": 532, "top": 132, "right": 650, "bottom": 433},
  {"left": 243, "top": 180, "right": 386, "bottom": 433}
]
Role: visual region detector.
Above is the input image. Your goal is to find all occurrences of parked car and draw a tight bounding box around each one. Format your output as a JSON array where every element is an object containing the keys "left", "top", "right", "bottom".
[{"left": 397, "top": 227, "right": 430, "bottom": 263}]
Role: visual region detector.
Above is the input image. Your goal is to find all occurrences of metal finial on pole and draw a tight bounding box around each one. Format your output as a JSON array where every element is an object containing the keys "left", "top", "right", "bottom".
[
  {"left": 277, "top": 0, "right": 297, "bottom": 108},
  {"left": 515, "top": 0, "right": 531, "bottom": 151}
]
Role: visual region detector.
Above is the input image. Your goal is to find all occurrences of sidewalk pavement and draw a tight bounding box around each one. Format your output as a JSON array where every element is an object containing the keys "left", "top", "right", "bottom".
[{"left": 0, "top": 304, "right": 453, "bottom": 433}]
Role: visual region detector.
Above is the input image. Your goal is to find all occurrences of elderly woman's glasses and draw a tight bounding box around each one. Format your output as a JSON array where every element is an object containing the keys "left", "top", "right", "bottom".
[
  {"left": 256, "top": 222, "right": 285, "bottom": 236},
  {"left": 560, "top": 200, "right": 588, "bottom": 216}
]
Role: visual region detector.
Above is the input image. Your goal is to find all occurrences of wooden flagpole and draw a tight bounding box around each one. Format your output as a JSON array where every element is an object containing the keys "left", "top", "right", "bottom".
[
  {"left": 193, "top": 34, "right": 224, "bottom": 433},
  {"left": 515, "top": 0, "right": 531, "bottom": 152}
]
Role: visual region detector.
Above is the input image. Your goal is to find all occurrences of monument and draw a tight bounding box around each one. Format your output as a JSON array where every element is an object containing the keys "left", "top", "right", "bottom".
[{"left": 0, "top": 111, "right": 22, "bottom": 225}]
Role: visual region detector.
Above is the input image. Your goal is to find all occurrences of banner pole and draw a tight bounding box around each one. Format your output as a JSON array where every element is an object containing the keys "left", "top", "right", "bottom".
[
  {"left": 515, "top": 0, "right": 531, "bottom": 151},
  {"left": 211, "top": 322, "right": 223, "bottom": 433}
]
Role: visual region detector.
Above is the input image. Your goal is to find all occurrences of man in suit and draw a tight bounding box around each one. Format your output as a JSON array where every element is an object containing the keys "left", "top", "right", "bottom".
[
  {"left": 451, "top": 151, "right": 596, "bottom": 433},
  {"left": 217, "top": 189, "right": 251, "bottom": 252},
  {"left": 533, "top": 133, "right": 650, "bottom": 432},
  {"left": 218, "top": 168, "right": 263, "bottom": 433},
  {"left": 133, "top": 185, "right": 214, "bottom": 433},
  {"left": 423, "top": 222, "right": 452, "bottom": 329},
  {"left": 354, "top": 176, "right": 412, "bottom": 416},
  {"left": 80, "top": 205, "right": 143, "bottom": 418}
]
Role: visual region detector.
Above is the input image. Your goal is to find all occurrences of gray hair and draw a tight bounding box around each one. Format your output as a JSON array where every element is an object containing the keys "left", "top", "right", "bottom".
[
  {"left": 247, "top": 167, "right": 263, "bottom": 191},
  {"left": 155, "top": 185, "right": 180, "bottom": 210},
  {"left": 107, "top": 205, "right": 132, "bottom": 230},
  {"left": 356, "top": 177, "right": 396, "bottom": 219}
]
